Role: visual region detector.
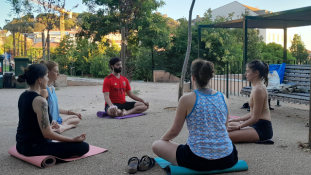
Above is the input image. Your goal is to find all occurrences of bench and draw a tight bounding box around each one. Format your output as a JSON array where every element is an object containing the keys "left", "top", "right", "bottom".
[{"left": 240, "top": 64, "right": 310, "bottom": 105}]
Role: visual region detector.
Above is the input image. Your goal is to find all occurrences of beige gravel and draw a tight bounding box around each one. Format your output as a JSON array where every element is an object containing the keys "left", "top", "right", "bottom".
[{"left": 0, "top": 82, "right": 311, "bottom": 175}]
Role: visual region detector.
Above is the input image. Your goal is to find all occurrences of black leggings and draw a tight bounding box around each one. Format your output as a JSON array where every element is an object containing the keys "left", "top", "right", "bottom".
[{"left": 16, "top": 140, "right": 89, "bottom": 159}]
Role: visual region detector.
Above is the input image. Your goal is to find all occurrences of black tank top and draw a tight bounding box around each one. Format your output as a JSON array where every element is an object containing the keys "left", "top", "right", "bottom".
[{"left": 16, "top": 91, "right": 52, "bottom": 144}]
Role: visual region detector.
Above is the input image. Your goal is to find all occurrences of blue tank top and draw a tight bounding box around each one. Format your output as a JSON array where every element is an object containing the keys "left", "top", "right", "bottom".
[
  {"left": 186, "top": 90, "right": 233, "bottom": 160},
  {"left": 47, "top": 85, "right": 60, "bottom": 121}
]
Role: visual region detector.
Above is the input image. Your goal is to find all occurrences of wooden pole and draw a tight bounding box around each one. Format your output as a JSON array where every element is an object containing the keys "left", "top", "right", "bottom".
[
  {"left": 178, "top": 0, "right": 196, "bottom": 101},
  {"left": 121, "top": 27, "right": 126, "bottom": 77}
]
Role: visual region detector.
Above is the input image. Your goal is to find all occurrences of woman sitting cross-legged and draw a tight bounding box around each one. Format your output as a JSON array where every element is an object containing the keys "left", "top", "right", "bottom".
[
  {"left": 16, "top": 64, "right": 89, "bottom": 159},
  {"left": 40, "top": 61, "right": 82, "bottom": 133},
  {"left": 152, "top": 59, "right": 238, "bottom": 171},
  {"left": 228, "top": 60, "right": 273, "bottom": 142}
]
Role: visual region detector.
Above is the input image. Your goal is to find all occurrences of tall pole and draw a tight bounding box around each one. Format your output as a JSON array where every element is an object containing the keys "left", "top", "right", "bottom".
[
  {"left": 283, "top": 28, "right": 287, "bottom": 62},
  {"left": 242, "top": 18, "right": 248, "bottom": 80},
  {"left": 178, "top": 0, "right": 196, "bottom": 101},
  {"left": 121, "top": 27, "right": 126, "bottom": 77}
]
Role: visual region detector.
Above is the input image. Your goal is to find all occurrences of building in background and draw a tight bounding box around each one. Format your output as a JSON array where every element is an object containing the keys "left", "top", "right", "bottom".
[{"left": 192, "top": 1, "right": 297, "bottom": 49}]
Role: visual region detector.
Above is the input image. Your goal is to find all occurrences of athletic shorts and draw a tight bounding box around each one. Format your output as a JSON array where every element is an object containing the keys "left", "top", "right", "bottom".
[
  {"left": 251, "top": 119, "right": 273, "bottom": 141},
  {"left": 105, "top": 102, "right": 136, "bottom": 112},
  {"left": 176, "top": 144, "right": 238, "bottom": 171}
]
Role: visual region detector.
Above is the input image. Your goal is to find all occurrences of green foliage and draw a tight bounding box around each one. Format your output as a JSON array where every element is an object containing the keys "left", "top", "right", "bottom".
[
  {"left": 261, "top": 42, "right": 295, "bottom": 63},
  {"left": 290, "top": 34, "right": 309, "bottom": 63},
  {"left": 89, "top": 54, "right": 111, "bottom": 78}
]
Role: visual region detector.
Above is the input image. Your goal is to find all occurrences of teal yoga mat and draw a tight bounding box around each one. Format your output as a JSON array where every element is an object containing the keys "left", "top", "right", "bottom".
[{"left": 154, "top": 157, "right": 248, "bottom": 175}]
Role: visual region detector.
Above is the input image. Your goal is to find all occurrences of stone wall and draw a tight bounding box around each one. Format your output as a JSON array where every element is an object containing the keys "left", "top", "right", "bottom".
[{"left": 153, "top": 70, "right": 180, "bottom": 82}]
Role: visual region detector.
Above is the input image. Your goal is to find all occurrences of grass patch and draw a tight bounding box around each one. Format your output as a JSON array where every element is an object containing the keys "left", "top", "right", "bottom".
[{"left": 132, "top": 89, "right": 140, "bottom": 95}]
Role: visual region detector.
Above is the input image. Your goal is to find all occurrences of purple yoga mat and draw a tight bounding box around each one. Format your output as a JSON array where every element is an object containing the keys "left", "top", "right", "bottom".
[{"left": 97, "top": 111, "right": 146, "bottom": 119}]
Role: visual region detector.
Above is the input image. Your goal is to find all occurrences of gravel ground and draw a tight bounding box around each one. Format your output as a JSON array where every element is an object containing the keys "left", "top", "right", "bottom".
[{"left": 0, "top": 82, "right": 311, "bottom": 175}]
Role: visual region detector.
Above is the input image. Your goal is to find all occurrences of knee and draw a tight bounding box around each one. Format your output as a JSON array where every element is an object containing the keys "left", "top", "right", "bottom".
[
  {"left": 78, "top": 142, "right": 89, "bottom": 156},
  {"left": 152, "top": 140, "right": 162, "bottom": 154}
]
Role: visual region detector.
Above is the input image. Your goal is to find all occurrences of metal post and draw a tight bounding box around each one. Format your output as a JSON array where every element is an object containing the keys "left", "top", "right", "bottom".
[
  {"left": 283, "top": 28, "right": 287, "bottom": 61},
  {"left": 243, "top": 18, "right": 248, "bottom": 80},
  {"left": 226, "top": 61, "right": 229, "bottom": 98},
  {"left": 13, "top": 32, "right": 16, "bottom": 58},
  {"left": 198, "top": 27, "right": 201, "bottom": 58},
  {"left": 47, "top": 33, "right": 50, "bottom": 61},
  {"left": 24, "top": 34, "right": 27, "bottom": 56}
]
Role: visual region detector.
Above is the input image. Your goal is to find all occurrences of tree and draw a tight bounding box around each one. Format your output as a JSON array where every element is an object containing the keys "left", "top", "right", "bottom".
[
  {"left": 290, "top": 34, "right": 309, "bottom": 64},
  {"left": 136, "top": 13, "right": 171, "bottom": 73},
  {"left": 261, "top": 42, "right": 295, "bottom": 63}
]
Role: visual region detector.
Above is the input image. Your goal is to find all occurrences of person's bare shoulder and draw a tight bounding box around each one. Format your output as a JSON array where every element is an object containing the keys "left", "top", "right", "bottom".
[
  {"left": 179, "top": 92, "right": 196, "bottom": 106},
  {"left": 40, "top": 89, "right": 49, "bottom": 99}
]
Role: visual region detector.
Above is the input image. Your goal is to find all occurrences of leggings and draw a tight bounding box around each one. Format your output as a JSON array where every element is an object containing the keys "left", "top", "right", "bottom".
[{"left": 16, "top": 139, "right": 89, "bottom": 159}]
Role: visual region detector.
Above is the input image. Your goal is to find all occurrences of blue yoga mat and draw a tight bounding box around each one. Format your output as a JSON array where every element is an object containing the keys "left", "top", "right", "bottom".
[{"left": 154, "top": 157, "right": 248, "bottom": 175}]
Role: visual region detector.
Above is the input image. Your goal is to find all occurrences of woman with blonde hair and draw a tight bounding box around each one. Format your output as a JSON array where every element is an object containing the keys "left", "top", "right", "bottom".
[{"left": 40, "top": 61, "right": 82, "bottom": 133}]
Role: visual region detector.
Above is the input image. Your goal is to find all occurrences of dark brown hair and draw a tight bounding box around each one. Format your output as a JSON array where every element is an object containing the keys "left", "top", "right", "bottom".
[
  {"left": 17, "top": 64, "right": 47, "bottom": 86},
  {"left": 191, "top": 59, "right": 215, "bottom": 88},
  {"left": 247, "top": 60, "right": 269, "bottom": 86}
]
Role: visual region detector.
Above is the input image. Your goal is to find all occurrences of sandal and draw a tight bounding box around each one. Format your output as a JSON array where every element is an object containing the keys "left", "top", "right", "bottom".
[
  {"left": 138, "top": 155, "right": 155, "bottom": 171},
  {"left": 127, "top": 157, "right": 139, "bottom": 174}
]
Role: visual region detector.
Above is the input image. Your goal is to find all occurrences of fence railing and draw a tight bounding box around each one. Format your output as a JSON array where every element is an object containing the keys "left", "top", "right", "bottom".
[{"left": 208, "top": 60, "right": 310, "bottom": 98}]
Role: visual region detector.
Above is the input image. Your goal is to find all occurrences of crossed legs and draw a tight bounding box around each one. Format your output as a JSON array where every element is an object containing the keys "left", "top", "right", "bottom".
[
  {"left": 228, "top": 122, "right": 260, "bottom": 143},
  {"left": 152, "top": 140, "right": 179, "bottom": 166},
  {"left": 52, "top": 115, "right": 81, "bottom": 133},
  {"left": 107, "top": 102, "right": 148, "bottom": 117}
]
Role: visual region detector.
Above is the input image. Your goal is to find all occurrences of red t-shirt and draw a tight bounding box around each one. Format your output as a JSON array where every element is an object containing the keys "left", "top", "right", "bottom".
[{"left": 102, "top": 74, "right": 131, "bottom": 104}]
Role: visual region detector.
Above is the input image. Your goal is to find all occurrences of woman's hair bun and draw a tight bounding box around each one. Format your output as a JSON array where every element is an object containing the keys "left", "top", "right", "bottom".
[{"left": 17, "top": 74, "right": 27, "bottom": 83}]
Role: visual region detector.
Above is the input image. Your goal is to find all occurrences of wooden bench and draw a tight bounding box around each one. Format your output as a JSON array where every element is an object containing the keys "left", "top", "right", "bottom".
[{"left": 240, "top": 64, "right": 310, "bottom": 105}]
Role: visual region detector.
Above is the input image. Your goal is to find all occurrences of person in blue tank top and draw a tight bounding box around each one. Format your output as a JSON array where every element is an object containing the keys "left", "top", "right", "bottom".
[
  {"left": 40, "top": 61, "right": 82, "bottom": 133},
  {"left": 152, "top": 59, "right": 238, "bottom": 171}
]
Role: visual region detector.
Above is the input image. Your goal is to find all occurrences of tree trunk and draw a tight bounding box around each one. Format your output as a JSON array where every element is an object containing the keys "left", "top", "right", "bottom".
[
  {"left": 121, "top": 27, "right": 126, "bottom": 77},
  {"left": 47, "top": 33, "right": 50, "bottom": 61},
  {"left": 178, "top": 0, "right": 196, "bottom": 101},
  {"left": 17, "top": 33, "right": 20, "bottom": 56},
  {"left": 42, "top": 32, "right": 46, "bottom": 61},
  {"left": 24, "top": 34, "right": 27, "bottom": 56},
  {"left": 13, "top": 32, "right": 16, "bottom": 58}
]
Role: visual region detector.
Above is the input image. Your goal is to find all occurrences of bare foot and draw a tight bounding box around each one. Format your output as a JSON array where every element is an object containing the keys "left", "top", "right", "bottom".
[
  {"left": 57, "top": 124, "right": 76, "bottom": 133},
  {"left": 122, "top": 109, "right": 127, "bottom": 116}
]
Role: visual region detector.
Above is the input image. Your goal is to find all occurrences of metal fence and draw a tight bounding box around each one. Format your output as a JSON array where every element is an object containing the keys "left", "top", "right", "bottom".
[{"left": 208, "top": 60, "right": 310, "bottom": 98}]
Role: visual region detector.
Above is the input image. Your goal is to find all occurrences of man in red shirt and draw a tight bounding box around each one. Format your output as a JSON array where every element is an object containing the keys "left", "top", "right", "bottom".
[{"left": 103, "top": 57, "right": 149, "bottom": 117}]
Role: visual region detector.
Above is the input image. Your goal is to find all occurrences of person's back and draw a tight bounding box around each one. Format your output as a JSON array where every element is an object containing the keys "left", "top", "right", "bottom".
[
  {"left": 16, "top": 91, "right": 50, "bottom": 145},
  {"left": 186, "top": 89, "right": 233, "bottom": 159},
  {"left": 152, "top": 59, "right": 238, "bottom": 172}
]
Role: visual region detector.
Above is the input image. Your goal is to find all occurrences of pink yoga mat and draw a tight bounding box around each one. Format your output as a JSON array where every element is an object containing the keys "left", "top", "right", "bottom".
[
  {"left": 9, "top": 145, "right": 107, "bottom": 168},
  {"left": 97, "top": 111, "right": 146, "bottom": 119}
]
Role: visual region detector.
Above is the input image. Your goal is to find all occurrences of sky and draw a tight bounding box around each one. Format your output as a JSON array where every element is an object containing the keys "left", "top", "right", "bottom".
[{"left": 0, "top": 0, "right": 310, "bottom": 50}]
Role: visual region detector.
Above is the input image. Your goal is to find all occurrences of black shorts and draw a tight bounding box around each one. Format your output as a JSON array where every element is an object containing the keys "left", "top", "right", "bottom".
[
  {"left": 251, "top": 119, "right": 273, "bottom": 141},
  {"left": 176, "top": 144, "right": 238, "bottom": 171},
  {"left": 105, "top": 102, "right": 136, "bottom": 112}
]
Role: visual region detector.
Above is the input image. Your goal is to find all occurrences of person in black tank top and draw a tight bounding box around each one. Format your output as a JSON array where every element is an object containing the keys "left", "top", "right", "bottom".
[{"left": 16, "top": 64, "right": 89, "bottom": 159}]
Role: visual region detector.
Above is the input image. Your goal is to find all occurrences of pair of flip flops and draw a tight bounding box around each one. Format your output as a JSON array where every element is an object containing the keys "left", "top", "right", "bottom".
[{"left": 127, "top": 155, "right": 155, "bottom": 174}]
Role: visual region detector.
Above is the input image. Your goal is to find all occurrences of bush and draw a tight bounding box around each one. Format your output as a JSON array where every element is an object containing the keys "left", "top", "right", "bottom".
[{"left": 90, "top": 55, "right": 111, "bottom": 78}]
